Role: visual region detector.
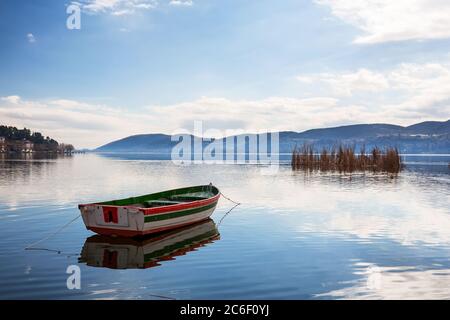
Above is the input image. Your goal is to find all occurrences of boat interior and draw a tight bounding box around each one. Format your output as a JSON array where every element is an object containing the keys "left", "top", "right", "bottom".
[
  {"left": 139, "top": 193, "right": 211, "bottom": 208},
  {"left": 96, "top": 185, "right": 219, "bottom": 209}
]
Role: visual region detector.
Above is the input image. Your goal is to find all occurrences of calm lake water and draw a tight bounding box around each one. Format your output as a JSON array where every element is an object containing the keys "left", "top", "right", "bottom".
[{"left": 0, "top": 153, "right": 449, "bottom": 299}]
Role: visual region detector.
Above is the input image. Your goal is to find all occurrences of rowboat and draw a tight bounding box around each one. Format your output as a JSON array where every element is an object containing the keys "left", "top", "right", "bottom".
[
  {"left": 78, "top": 184, "right": 220, "bottom": 237},
  {"left": 79, "top": 218, "right": 220, "bottom": 269}
]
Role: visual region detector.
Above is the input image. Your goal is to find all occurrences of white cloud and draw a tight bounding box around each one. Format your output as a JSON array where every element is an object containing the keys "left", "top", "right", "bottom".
[
  {"left": 0, "top": 97, "right": 141, "bottom": 148},
  {"left": 79, "top": 0, "right": 157, "bottom": 15},
  {"left": 146, "top": 96, "right": 345, "bottom": 134},
  {"left": 1, "top": 62, "right": 449, "bottom": 148},
  {"left": 26, "top": 33, "right": 36, "bottom": 43},
  {"left": 297, "top": 69, "right": 389, "bottom": 96},
  {"left": 169, "top": 0, "right": 193, "bottom": 6},
  {"left": 1, "top": 95, "right": 21, "bottom": 104},
  {"left": 296, "top": 62, "right": 450, "bottom": 120},
  {"left": 0, "top": 95, "right": 359, "bottom": 148},
  {"left": 315, "top": 0, "right": 450, "bottom": 44},
  {"left": 76, "top": 0, "right": 194, "bottom": 15}
]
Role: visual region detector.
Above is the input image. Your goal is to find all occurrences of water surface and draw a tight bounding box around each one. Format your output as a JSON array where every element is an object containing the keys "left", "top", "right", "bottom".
[{"left": 0, "top": 154, "right": 449, "bottom": 299}]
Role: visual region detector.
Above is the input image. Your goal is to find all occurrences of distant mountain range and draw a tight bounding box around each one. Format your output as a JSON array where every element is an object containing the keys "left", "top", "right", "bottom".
[{"left": 95, "top": 120, "right": 450, "bottom": 154}]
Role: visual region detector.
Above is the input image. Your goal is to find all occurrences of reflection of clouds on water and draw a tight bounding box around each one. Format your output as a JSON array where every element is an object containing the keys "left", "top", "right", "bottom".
[
  {"left": 0, "top": 155, "right": 190, "bottom": 212},
  {"left": 90, "top": 288, "right": 120, "bottom": 300},
  {"left": 90, "top": 289, "right": 117, "bottom": 296},
  {"left": 316, "top": 207, "right": 450, "bottom": 246},
  {"left": 317, "top": 263, "right": 450, "bottom": 299},
  {"left": 287, "top": 180, "right": 450, "bottom": 246},
  {"left": 230, "top": 172, "right": 450, "bottom": 247},
  {"left": 246, "top": 172, "right": 450, "bottom": 247}
]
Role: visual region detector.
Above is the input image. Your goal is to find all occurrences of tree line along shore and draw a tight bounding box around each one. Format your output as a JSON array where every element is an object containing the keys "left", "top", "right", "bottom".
[{"left": 0, "top": 125, "right": 74, "bottom": 154}]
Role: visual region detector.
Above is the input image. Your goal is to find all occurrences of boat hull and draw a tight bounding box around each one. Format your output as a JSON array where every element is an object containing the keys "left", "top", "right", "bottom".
[{"left": 79, "top": 185, "right": 220, "bottom": 237}]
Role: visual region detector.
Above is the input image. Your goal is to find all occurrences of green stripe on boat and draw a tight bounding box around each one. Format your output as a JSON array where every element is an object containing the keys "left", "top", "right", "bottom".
[
  {"left": 144, "top": 202, "right": 218, "bottom": 223},
  {"left": 144, "top": 229, "right": 218, "bottom": 261}
]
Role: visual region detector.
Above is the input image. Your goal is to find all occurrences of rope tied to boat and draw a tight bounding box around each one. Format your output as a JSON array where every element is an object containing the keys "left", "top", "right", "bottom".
[
  {"left": 217, "top": 191, "right": 241, "bottom": 227},
  {"left": 219, "top": 192, "right": 241, "bottom": 205},
  {"left": 24, "top": 214, "right": 81, "bottom": 250},
  {"left": 217, "top": 203, "right": 240, "bottom": 227}
]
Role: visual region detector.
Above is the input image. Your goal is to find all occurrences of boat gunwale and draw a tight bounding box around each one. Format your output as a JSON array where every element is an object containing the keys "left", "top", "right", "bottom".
[{"left": 78, "top": 184, "right": 220, "bottom": 216}]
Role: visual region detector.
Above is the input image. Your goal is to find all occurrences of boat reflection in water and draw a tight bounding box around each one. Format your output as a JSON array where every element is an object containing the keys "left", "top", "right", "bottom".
[{"left": 79, "top": 218, "right": 220, "bottom": 269}]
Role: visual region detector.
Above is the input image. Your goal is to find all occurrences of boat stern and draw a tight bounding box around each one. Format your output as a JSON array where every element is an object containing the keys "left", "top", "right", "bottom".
[{"left": 79, "top": 204, "right": 145, "bottom": 237}]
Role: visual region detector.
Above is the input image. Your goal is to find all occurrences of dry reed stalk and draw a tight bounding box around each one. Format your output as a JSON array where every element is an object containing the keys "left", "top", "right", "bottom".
[{"left": 291, "top": 143, "right": 402, "bottom": 174}]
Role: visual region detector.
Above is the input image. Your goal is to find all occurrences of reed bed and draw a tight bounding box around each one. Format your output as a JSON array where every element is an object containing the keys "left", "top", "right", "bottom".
[{"left": 291, "top": 144, "right": 402, "bottom": 174}]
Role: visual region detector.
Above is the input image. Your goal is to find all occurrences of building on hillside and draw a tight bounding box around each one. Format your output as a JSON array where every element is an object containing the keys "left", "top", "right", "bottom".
[
  {"left": 22, "top": 140, "right": 33, "bottom": 153},
  {"left": 6, "top": 139, "right": 34, "bottom": 153}
]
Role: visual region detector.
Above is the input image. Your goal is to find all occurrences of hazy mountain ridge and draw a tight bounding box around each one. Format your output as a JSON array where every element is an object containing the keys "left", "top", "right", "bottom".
[{"left": 96, "top": 120, "right": 450, "bottom": 154}]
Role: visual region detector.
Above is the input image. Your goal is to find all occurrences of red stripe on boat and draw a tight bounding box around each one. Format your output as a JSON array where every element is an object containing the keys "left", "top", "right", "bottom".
[{"left": 140, "top": 194, "right": 220, "bottom": 215}]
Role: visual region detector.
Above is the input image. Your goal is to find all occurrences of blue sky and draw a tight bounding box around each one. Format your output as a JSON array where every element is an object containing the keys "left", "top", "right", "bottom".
[{"left": 1, "top": 0, "right": 450, "bottom": 148}]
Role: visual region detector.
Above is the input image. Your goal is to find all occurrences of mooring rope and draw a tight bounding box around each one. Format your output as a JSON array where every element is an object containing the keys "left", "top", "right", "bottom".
[
  {"left": 219, "top": 192, "right": 241, "bottom": 205},
  {"left": 217, "top": 191, "right": 241, "bottom": 226},
  {"left": 217, "top": 203, "right": 240, "bottom": 227},
  {"left": 24, "top": 214, "right": 81, "bottom": 250}
]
